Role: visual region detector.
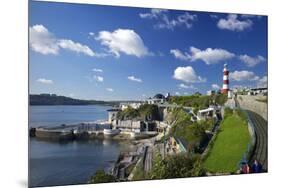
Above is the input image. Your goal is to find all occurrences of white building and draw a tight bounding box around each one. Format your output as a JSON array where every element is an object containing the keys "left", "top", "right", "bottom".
[
  {"left": 107, "top": 108, "right": 120, "bottom": 124},
  {"left": 207, "top": 90, "right": 215, "bottom": 96},
  {"left": 146, "top": 93, "right": 167, "bottom": 105},
  {"left": 120, "top": 102, "right": 143, "bottom": 110},
  {"left": 197, "top": 105, "right": 220, "bottom": 121},
  {"left": 248, "top": 88, "right": 268, "bottom": 96}
]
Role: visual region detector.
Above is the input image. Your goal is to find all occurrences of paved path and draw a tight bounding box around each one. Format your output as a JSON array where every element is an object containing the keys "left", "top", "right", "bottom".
[
  {"left": 144, "top": 146, "right": 153, "bottom": 173},
  {"left": 246, "top": 110, "right": 268, "bottom": 171}
]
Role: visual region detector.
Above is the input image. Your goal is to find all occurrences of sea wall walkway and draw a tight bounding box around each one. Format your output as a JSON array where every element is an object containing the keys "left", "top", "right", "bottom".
[
  {"left": 236, "top": 97, "right": 268, "bottom": 171},
  {"left": 246, "top": 110, "right": 268, "bottom": 171},
  {"left": 237, "top": 95, "right": 267, "bottom": 121}
]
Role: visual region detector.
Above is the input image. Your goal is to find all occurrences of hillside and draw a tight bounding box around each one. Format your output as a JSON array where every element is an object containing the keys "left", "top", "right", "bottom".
[
  {"left": 116, "top": 104, "right": 161, "bottom": 121},
  {"left": 29, "top": 94, "right": 117, "bottom": 106},
  {"left": 203, "top": 109, "right": 250, "bottom": 173}
]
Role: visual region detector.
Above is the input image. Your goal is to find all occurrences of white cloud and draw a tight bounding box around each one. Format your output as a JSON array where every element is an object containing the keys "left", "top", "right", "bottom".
[
  {"left": 189, "top": 47, "right": 235, "bottom": 64},
  {"left": 217, "top": 14, "right": 253, "bottom": 31},
  {"left": 128, "top": 76, "right": 143, "bottom": 83},
  {"left": 29, "top": 25, "right": 59, "bottom": 55},
  {"left": 257, "top": 76, "right": 267, "bottom": 88},
  {"left": 106, "top": 88, "right": 114, "bottom": 92},
  {"left": 229, "top": 70, "right": 259, "bottom": 81},
  {"left": 210, "top": 14, "right": 219, "bottom": 19},
  {"left": 139, "top": 8, "right": 168, "bottom": 19},
  {"left": 89, "top": 32, "right": 95, "bottom": 36},
  {"left": 212, "top": 84, "right": 220, "bottom": 90},
  {"left": 171, "top": 46, "right": 235, "bottom": 64},
  {"left": 178, "top": 83, "right": 196, "bottom": 89},
  {"left": 239, "top": 54, "right": 266, "bottom": 67},
  {"left": 140, "top": 9, "right": 197, "bottom": 30},
  {"left": 29, "top": 25, "right": 97, "bottom": 57},
  {"left": 37, "top": 78, "right": 53, "bottom": 84},
  {"left": 93, "top": 75, "right": 104, "bottom": 82},
  {"left": 175, "top": 92, "right": 181, "bottom": 96},
  {"left": 170, "top": 49, "right": 190, "bottom": 61},
  {"left": 241, "top": 14, "right": 262, "bottom": 19},
  {"left": 58, "top": 39, "right": 95, "bottom": 57},
  {"left": 92, "top": 68, "right": 103, "bottom": 73},
  {"left": 173, "top": 66, "right": 206, "bottom": 83},
  {"left": 232, "top": 85, "right": 247, "bottom": 89},
  {"left": 178, "top": 83, "right": 189, "bottom": 89},
  {"left": 95, "top": 29, "right": 150, "bottom": 58}
]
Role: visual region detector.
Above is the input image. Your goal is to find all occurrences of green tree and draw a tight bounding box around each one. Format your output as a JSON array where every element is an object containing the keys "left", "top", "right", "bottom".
[
  {"left": 116, "top": 104, "right": 160, "bottom": 121},
  {"left": 89, "top": 170, "right": 116, "bottom": 184},
  {"left": 213, "top": 94, "right": 227, "bottom": 105},
  {"left": 138, "top": 104, "right": 160, "bottom": 120},
  {"left": 150, "top": 154, "right": 205, "bottom": 179}
]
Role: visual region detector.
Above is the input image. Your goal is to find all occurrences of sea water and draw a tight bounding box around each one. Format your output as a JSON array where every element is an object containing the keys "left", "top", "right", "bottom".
[{"left": 29, "top": 105, "right": 132, "bottom": 187}]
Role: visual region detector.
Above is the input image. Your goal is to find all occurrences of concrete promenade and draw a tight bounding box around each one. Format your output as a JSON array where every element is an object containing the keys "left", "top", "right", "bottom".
[
  {"left": 237, "top": 95, "right": 267, "bottom": 121},
  {"left": 246, "top": 110, "right": 268, "bottom": 171}
]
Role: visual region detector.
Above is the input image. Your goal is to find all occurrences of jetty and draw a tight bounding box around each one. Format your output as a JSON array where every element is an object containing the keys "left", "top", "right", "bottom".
[
  {"left": 30, "top": 122, "right": 111, "bottom": 141},
  {"left": 30, "top": 121, "right": 159, "bottom": 141}
]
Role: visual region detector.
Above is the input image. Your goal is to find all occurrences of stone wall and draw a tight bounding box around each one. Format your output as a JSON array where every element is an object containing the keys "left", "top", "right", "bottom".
[{"left": 237, "top": 95, "right": 268, "bottom": 121}]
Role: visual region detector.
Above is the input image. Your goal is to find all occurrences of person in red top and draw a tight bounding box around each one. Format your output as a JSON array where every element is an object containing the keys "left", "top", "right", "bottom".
[{"left": 240, "top": 162, "right": 250, "bottom": 174}]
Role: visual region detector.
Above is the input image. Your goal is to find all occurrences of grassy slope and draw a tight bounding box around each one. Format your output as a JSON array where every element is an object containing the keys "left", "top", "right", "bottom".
[{"left": 203, "top": 114, "right": 250, "bottom": 173}]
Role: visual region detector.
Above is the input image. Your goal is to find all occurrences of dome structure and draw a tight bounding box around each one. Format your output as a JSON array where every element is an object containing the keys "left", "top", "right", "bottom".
[{"left": 153, "top": 93, "right": 165, "bottom": 99}]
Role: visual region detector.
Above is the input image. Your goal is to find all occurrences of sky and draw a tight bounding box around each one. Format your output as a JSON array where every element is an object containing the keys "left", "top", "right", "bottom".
[{"left": 29, "top": 1, "right": 268, "bottom": 101}]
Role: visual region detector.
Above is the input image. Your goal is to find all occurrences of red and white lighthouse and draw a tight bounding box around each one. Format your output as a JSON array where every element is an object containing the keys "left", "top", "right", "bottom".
[{"left": 221, "top": 63, "right": 229, "bottom": 94}]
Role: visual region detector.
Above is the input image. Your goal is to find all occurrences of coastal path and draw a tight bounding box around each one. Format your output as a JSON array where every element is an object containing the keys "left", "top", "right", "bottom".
[
  {"left": 144, "top": 146, "right": 153, "bottom": 173},
  {"left": 246, "top": 110, "right": 268, "bottom": 171}
]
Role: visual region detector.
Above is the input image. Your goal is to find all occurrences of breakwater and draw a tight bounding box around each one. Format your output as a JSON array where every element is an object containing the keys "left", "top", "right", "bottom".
[
  {"left": 30, "top": 122, "right": 158, "bottom": 142},
  {"left": 30, "top": 122, "right": 111, "bottom": 141}
]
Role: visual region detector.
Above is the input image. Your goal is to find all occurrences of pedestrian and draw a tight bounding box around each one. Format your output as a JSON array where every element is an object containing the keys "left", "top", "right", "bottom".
[
  {"left": 252, "top": 160, "right": 262, "bottom": 173},
  {"left": 240, "top": 162, "right": 250, "bottom": 174},
  {"left": 242, "top": 163, "right": 250, "bottom": 174}
]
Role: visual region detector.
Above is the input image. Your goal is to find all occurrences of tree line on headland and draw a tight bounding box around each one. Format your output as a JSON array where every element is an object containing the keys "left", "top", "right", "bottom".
[{"left": 29, "top": 94, "right": 119, "bottom": 106}]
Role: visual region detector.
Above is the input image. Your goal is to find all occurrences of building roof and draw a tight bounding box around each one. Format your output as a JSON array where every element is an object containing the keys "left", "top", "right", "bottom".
[
  {"left": 198, "top": 107, "right": 215, "bottom": 114},
  {"left": 250, "top": 87, "right": 268, "bottom": 91},
  {"left": 107, "top": 108, "right": 120, "bottom": 112},
  {"left": 153, "top": 93, "right": 165, "bottom": 99}
]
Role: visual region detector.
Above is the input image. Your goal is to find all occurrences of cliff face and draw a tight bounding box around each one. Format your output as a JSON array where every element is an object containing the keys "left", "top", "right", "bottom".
[{"left": 237, "top": 95, "right": 268, "bottom": 121}]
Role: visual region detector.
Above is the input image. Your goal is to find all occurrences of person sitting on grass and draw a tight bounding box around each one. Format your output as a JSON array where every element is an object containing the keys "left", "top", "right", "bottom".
[
  {"left": 251, "top": 160, "right": 262, "bottom": 173},
  {"left": 240, "top": 162, "right": 250, "bottom": 174}
]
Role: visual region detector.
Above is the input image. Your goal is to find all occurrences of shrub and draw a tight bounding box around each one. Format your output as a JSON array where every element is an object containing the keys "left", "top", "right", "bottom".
[
  {"left": 213, "top": 94, "right": 227, "bottom": 105},
  {"left": 150, "top": 154, "right": 205, "bottom": 179},
  {"left": 116, "top": 104, "right": 160, "bottom": 121},
  {"left": 89, "top": 170, "right": 116, "bottom": 184}
]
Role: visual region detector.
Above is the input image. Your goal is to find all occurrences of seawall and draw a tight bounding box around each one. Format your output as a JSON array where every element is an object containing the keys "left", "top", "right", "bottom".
[{"left": 237, "top": 95, "right": 267, "bottom": 121}]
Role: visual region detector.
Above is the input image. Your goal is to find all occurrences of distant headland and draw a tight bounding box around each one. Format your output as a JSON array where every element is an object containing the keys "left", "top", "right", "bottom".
[{"left": 29, "top": 94, "right": 121, "bottom": 106}]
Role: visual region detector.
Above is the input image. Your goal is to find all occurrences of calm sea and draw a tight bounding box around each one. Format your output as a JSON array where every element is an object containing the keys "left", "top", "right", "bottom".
[{"left": 29, "top": 105, "right": 133, "bottom": 187}]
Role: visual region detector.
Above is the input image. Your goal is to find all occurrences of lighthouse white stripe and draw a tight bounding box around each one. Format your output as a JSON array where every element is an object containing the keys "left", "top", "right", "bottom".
[
  {"left": 223, "top": 75, "right": 228, "bottom": 80},
  {"left": 223, "top": 84, "right": 229, "bottom": 89}
]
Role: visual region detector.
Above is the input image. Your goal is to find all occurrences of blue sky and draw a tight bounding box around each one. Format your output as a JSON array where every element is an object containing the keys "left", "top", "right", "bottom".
[{"left": 29, "top": 1, "right": 268, "bottom": 101}]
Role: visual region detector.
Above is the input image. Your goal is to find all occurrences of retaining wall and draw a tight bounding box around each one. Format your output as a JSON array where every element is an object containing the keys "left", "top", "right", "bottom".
[{"left": 237, "top": 95, "right": 267, "bottom": 121}]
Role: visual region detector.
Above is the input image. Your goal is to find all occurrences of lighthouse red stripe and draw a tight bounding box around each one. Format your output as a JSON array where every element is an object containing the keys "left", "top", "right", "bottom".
[
  {"left": 223, "top": 80, "right": 229, "bottom": 84},
  {"left": 221, "top": 89, "right": 229, "bottom": 94},
  {"left": 223, "top": 71, "right": 229, "bottom": 75}
]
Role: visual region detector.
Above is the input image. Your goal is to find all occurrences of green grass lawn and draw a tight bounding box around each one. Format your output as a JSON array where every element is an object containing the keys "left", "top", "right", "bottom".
[{"left": 203, "top": 113, "right": 250, "bottom": 173}]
